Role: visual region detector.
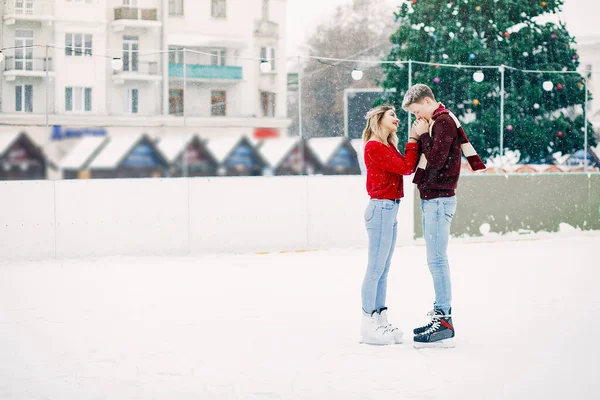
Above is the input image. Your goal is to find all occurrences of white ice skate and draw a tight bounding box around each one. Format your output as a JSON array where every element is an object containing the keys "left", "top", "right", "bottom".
[
  {"left": 377, "top": 308, "right": 404, "bottom": 344},
  {"left": 359, "top": 311, "right": 395, "bottom": 345}
]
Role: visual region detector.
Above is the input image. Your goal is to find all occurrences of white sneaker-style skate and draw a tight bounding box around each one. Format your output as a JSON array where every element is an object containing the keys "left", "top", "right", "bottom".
[
  {"left": 377, "top": 308, "right": 404, "bottom": 344},
  {"left": 359, "top": 311, "right": 395, "bottom": 345}
]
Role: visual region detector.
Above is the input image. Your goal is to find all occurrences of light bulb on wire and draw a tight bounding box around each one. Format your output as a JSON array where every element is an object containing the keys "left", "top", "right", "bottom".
[
  {"left": 351, "top": 68, "right": 363, "bottom": 80},
  {"left": 260, "top": 61, "right": 272, "bottom": 73},
  {"left": 543, "top": 81, "right": 553, "bottom": 91},
  {"left": 111, "top": 57, "right": 123, "bottom": 71},
  {"left": 473, "top": 71, "right": 484, "bottom": 82}
]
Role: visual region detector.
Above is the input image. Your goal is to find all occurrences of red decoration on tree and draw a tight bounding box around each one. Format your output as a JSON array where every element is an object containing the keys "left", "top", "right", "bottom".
[
  {"left": 412, "top": 0, "right": 417, "bottom": 4},
  {"left": 557, "top": 83, "right": 563, "bottom": 90},
  {"left": 557, "top": 131, "right": 563, "bottom": 137},
  {"left": 503, "top": 32, "right": 510, "bottom": 38}
]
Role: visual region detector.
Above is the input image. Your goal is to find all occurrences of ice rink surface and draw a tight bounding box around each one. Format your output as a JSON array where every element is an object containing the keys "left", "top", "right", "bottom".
[{"left": 1, "top": 233, "right": 598, "bottom": 399}]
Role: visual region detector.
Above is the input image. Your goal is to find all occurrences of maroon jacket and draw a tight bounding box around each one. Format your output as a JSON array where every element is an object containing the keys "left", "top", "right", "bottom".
[{"left": 417, "top": 104, "right": 462, "bottom": 200}]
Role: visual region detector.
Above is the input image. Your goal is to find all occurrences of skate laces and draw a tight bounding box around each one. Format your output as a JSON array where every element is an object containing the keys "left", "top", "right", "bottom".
[
  {"left": 419, "top": 311, "right": 452, "bottom": 335},
  {"left": 421, "top": 320, "right": 441, "bottom": 335},
  {"left": 378, "top": 311, "right": 398, "bottom": 332},
  {"left": 415, "top": 310, "right": 436, "bottom": 331}
]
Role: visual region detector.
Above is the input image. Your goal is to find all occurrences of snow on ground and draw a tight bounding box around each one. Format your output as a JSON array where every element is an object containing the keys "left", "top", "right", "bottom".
[{"left": 0, "top": 234, "right": 598, "bottom": 400}]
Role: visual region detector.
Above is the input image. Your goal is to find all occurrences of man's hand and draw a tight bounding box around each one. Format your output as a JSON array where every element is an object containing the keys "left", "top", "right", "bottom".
[{"left": 411, "top": 118, "right": 430, "bottom": 138}]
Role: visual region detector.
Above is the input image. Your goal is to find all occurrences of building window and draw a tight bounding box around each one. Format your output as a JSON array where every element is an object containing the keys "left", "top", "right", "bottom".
[
  {"left": 122, "top": 0, "right": 138, "bottom": 5},
  {"left": 168, "top": 46, "right": 184, "bottom": 64},
  {"left": 169, "top": 0, "right": 183, "bottom": 15},
  {"left": 14, "top": 30, "right": 33, "bottom": 71},
  {"left": 211, "top": 0, "right": 226, "bottom": 18},
  {"left": 211, "top": 90, "right": 226, "bottom": 116},
  {"left": 65, "top": 33, "right": 92, "bottom": 56},
  {"left": 260, "top": 92, "right": 275, "bottom": 117},
  {"left": 125, "top": 88, "right": 139, "bottom": 114},
  {"left": 260, "top": 47, "right": 276, "bottom": 71},
  {"left": 123, "top": 35, "right": 139, "bottom": 72},
  {"left": 15, "top": 0, "right": 33, "bottom": 13},
  {"left": 169, "top": 89, "right": 184, "bottom": 115},
  {"left": 16, "top": 85, "right": 33, "bottom": 113},
  {"left": 210, "top": 48, "right": 226, "bottom": 66},
  {"left": 65, "top": 87, "right": 92, "bottom": 112}
]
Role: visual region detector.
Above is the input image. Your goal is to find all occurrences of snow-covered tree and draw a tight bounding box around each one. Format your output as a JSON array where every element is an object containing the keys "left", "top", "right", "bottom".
[
  {"left": 299, "top": 0, "right": 396, "bottom": 138},
  {"left": 381, "top": 0, "right": 595, "bottom": 162}
]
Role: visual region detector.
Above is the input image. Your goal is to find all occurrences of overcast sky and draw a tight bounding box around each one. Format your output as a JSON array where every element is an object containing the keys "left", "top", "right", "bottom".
[{"left": 286, "top": 0, "right": 600, "bottom": 54}]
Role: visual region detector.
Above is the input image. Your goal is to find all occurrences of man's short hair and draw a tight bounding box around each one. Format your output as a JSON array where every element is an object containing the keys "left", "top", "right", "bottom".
[{"left": 401, "top": 84, "right": 436, "bottom": 110}]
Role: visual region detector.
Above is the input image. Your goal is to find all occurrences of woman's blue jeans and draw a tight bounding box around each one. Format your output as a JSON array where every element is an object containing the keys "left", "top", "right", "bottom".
[{"left": 361, "top": 199, "right": 399, "bottom": 314}]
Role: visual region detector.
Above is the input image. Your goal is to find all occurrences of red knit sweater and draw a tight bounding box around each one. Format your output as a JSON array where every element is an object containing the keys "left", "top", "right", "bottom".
[
  {"left": 417, "top": 104, "right": 462, "bottom": 200},
  {"left": 364, "top": 140, "right": 419, "bottom": 200}
]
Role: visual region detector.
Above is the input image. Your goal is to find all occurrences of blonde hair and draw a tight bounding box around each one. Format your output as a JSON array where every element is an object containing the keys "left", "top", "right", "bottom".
[{"left": 361, "top": 104, "right": 399, "bottom": 147}]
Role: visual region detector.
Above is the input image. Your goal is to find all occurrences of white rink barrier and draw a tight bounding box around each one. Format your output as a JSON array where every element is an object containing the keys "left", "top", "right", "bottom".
[{"left": 0, "top": 176, "right": 415, "bottom": 261}]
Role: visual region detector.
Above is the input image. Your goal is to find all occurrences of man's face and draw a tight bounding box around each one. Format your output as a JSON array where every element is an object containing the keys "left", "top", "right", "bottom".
[{"left": 407, "top": 98, "right": 435, "bottom": 120}]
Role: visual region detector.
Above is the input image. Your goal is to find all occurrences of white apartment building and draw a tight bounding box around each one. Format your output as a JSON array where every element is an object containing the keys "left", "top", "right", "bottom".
[{"left": 0, "top": 0, "right": 290, "bottom": 162}]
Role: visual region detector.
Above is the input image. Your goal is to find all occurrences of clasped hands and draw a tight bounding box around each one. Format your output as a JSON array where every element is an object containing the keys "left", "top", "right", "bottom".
[{"left": 410, "top": 118, "right": 429, "bottom": 141}]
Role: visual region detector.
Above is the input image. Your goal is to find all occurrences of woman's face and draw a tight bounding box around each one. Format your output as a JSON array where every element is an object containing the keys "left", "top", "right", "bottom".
[{"left": 380, "top": 109, "right": 400, "bottom": 135}]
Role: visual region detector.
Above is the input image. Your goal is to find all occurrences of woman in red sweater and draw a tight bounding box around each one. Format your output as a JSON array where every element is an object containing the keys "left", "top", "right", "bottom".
[{"left": 360, "top": 104, "right": 420, "bottom": 345}]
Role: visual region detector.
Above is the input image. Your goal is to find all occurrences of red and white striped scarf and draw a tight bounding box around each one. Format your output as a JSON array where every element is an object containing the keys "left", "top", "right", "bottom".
[{"left": 413, "top": 106, "right": 486, "bottom": 184}]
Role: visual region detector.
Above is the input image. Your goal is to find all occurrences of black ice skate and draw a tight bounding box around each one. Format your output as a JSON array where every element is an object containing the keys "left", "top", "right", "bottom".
[
  {"left": 413, "top": 309, "right": 446, "bottom": 335},
  {"left": 413, "top": 309, "right": 455, "bottom": 348}
]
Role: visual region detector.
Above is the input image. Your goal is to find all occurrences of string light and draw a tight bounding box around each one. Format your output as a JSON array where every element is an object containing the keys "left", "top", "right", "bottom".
[
  {"left": 473, "top": 71, "right": 485, "bottom": 82},
  {"left": 0, "top": 43, "right": 586, "bottom": 76},
  {"left": 259, "top": 61, "right": 272, "bottom": 73},
  {"left": 111, "top": 57, "right": 123, "bottom": 71},
  {"left": 351, "top": 68, "right": 363, "bottom": 80}
]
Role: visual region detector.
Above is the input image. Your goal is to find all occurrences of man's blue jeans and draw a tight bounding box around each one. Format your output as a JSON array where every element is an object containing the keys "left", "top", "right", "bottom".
[
  {"left": 421, "top": 196, "right": 457, "bottom": 314},
  {"left": 361, "top": 199, "right": 399, "bottom": 314}
]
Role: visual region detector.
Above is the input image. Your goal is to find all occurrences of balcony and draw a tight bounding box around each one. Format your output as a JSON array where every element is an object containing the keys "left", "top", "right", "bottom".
[
  {"left": 112, "top": 58, "right": 162, "bottom": 85},
  {"left": 112, "top": 6, "right": 161, "bottom": 32},
  {"left": 169, "top": 64, "right": 243, "bottom": 81},
  {"left": 3, "top": 57, "right": 54, "bottom": 80},
  {"left": 3, "top": 0, "right": 55, "bottom": 25},
  {"left": 254, "top": 20, "right": 279, "bottom": 38}
]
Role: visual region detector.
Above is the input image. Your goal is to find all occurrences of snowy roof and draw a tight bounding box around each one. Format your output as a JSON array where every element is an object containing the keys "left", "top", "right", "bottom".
[
  {"left": 203, "top": 135, "right": 247, "bottom": 164},
  {"left": 87, "top": 134, "right": 144, "bottom": 169},
  {"left": 257, "top": 137, "right": 301, "bottom": 168},
  {"left": 307, "top": 137, "right": 346, "bottom": 165},
  {"left": 0, "top": 132, "right": 20, "bottom": 157},
  {"left": 59, "top": 136, "right": 108, "bottom": 170},
  {"left": 155, "top": 135, "right": 196, "bottom": 164},
  {"left": 350, "top": 139, "right": 364, "bottom": 157},
  {"left": 350, "top": 139, "right": 366, "bottom": 174}
]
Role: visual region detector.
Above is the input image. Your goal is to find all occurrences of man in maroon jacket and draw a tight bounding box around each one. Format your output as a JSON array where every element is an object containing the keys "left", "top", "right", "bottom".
[{"left": 401, "top": 84, "right": 485, "bottom": 348}]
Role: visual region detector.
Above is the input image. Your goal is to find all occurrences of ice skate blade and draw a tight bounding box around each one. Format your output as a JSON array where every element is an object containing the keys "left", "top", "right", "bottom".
[
  {"left": 359, "top": 338, "right": 395, "bottom": 346},
  {"left": 413, "top": 338, "right": 455, "bottom": 349},
  {"left": 359, "top": 340, "right": 395, "bottom": 346}
]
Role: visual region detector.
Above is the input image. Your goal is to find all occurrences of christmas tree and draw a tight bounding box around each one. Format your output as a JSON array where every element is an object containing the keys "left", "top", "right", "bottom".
[{"left": 381, "top": 0, "right": 595, "bottom": 163}]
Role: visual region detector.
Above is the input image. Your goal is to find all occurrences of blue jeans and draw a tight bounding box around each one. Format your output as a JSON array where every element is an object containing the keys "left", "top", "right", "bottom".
[
  {"left": 361, "top": 199, "right": 399, "bottom": 314},
  {"left": 421, "top": 196, "right": 457, "bottom": 314}
]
